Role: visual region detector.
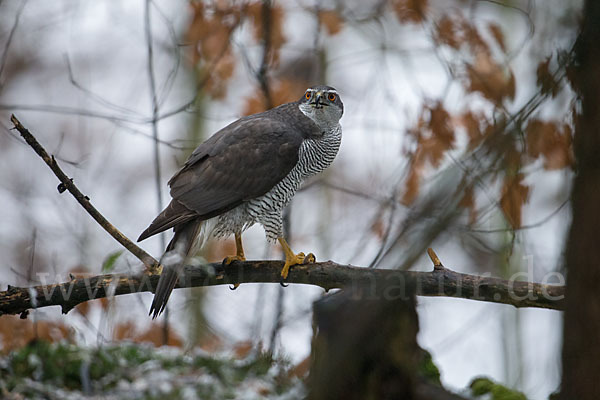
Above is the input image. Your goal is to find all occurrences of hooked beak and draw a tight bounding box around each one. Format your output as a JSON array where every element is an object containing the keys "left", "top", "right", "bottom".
[{"left": 310, "top": 91, "right": 328, "bottom": 109}]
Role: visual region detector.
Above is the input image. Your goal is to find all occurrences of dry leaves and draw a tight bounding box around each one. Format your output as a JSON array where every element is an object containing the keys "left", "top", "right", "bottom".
[
  {"left": 185, "top": 1, "right": 290, "bottom": 100},
  {"left": 467, "top": 53, "right": 515, "bottom": 105},
  {"left": 436, "top": 14, "right": 489, "bottom": 53},
  {"left": 536, "top": 57, "right": 559, "bottom": 97},
  {"left": 458, "top": 111, "right": 485, "bottom": 150},
  {"left": 402, "top": 164, "right": 422, "bottom": 205},
  {"left": 402, "top": 102, "right": 456, "bottom": 204},
  {"left": 462, "top": 19, "right": 489, "bottom": 54},
  {"left": 405, "top": 9, "right": 572, "bottom": 233},
  {"left": 435, "top": 14, "right": 514, "bottom": 105},
  {"left": 429, "top": 102, "right": 454, "bottom": 147},
  {"left": 392, "top": 0, "right": 428, "bottom": 23},
  {"left": 247, "top": 1, "right": 287, "bottom": 65},
  {"left": 186, "top": 3, "right": 239, "bottom": 63},
  {"left": 75, "top": 297, "right": 109, "bottom": 317},
  {"left": 233, "top": 340, "right": 254, "bottom": 359},
  {"left": 500, "top": 173, "right": 530, "bottom": 229},
  {"left": 243, "top": 78, "right": 307, "bottom": 115},
  {"left": 0, "top": 315, "right": 73, "bottom": 353},
  {"left": 436, "top": 16, "right": 460, "bottom": 49},
  {"left": 113, "top": 320, "right": 184, "bottom": 348},
  {"left": 319, "top": 9, "right": 344, "bottom": 35},
  {"left": 459, "top": 184, "right": 478, "bottom": 226},
  {"left": 288, "top": 355, "right": 311, "bottom": 379},
  {"left": 186, "top": 2, "right": 241, "bottom": 98},
  {"left": 488, "top": 23, "right": 506, "bottom": 52},
  {"left": 526, "top": 119, "right": 574, "bottom": 170}
]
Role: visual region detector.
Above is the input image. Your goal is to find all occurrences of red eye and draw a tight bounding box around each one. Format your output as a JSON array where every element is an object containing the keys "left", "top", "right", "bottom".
[
  {"left": 328, "top": 93, "right": 336, "bottom": 101},
  {"left": 305, "top": 92, "right": 311, "bottom": 100}
]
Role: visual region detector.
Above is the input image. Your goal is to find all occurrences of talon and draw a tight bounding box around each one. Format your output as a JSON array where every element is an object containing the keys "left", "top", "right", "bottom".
[
  {"left": 223, "top": 233, "right": 246, "bottom": 290},
  {"left": 223, "top": 256, "right": 244, "bottom": 289},
  {"left": 223, "top": 255, "right": 245, "bottom": 265},
  {"left": 280, "top": 254, "right": 302, "bottom": 280},
  {"left": 304, "top": 253, "right": 316, "bottom": 264},
  {"left": 277, "top": 237, "right": 316, "bottom": 283},
  {"left": 280, "top": 277, "right": 289, "bottom": 287},
  {"left": 224, "top": 233, "right": 246, "bottom": 265}
]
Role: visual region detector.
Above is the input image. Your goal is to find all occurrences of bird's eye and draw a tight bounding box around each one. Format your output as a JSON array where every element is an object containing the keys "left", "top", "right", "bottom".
[
  {"left": 328, "top": 93, "right": 336, "bottom": 101},
  {"left": 305, "top": 92, "right": 311, "bottom": 100}
]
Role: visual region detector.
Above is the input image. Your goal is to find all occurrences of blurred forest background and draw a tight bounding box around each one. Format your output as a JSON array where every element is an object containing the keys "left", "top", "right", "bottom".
[{"left": 0, "top": 0, "right": 582, "bottom": 398}]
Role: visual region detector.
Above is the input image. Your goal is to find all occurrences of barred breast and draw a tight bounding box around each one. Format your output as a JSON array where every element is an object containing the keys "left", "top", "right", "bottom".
[{"left": 211, "top": 124, "right": 342, "bottom": 242}]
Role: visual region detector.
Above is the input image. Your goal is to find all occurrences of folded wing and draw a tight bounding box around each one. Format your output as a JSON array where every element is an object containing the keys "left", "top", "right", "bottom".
[{"left": 138, "top": 115, "right": 304, "bottom": 242}]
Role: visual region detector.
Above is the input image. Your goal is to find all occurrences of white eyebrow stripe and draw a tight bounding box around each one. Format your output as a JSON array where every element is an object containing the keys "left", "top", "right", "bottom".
[{"left": 306, "top": 88, "right": 338, "bottom": 94}]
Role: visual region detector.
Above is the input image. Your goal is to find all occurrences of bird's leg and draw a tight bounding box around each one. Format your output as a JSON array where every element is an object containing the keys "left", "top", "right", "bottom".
[
  {"left": 224, "top": 233, "right": 246, "bottom": 264},
  {"left": 223, "top": 233, "right": 245, "bottom": 290},
  {"left": 278, "top": 237, "right": 316, "bottom": 281}
]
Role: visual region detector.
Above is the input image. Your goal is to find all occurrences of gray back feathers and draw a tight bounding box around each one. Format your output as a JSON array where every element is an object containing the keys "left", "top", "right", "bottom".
[{"left": 138, "top": 100, "right": 331, "bottom": 242}]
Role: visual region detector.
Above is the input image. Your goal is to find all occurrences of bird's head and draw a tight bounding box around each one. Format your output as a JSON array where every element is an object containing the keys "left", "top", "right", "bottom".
[{"left": 298, "top": 85, "right": 343, "bottom": 129}]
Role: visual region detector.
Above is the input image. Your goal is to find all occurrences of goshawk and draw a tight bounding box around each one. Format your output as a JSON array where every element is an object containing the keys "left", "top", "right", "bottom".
[{"left": 138, "top": 85, "right": 343, "bottom": 318}]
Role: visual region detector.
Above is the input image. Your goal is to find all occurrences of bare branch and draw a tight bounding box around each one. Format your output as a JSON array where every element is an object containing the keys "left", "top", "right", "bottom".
[
  {"left": 10, "top": 114, "right": 159, "bottom": 271},
  {"left": 145, "top": 0, "right": 166, "bottom": 249},
  {"left": 0, "top": 260, "right": 565, "bottom": 317},
  {"left": 427, "top": 247, "right": 444, "bottom": 270},
  {"left": 0, "top": 0, "right": 27, "bottom": 87},
  {"left": 257, "top": 0, "right": 273, "bottom": 109}
]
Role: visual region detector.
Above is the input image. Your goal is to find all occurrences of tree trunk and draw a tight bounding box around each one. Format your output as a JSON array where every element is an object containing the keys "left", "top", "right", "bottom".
[
  {"left": 308, "top": 283, "right": 466, "bottom": 400},
  {"left": 561, "top": 1, "right": 600, "bottom": 397}
]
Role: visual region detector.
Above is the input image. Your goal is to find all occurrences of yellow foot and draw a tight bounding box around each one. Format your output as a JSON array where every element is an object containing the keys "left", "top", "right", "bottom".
[
  {"left": 224, "top": 233, "right": 245, "bottom": 290},
  {"left": 223, "top": 255, "right": 245, "bottom": 265},
  {"left": 277, "top": 237, "right": 316, "bottom": 286},
  {"left": 280, "top": 251, "right": 316, "bottom": 280},
  {"left": 222, "top": 256, "right": 245, "bottom": 290}
]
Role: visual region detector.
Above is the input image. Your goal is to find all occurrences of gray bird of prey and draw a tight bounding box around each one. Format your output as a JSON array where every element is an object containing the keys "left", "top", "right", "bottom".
[{"left": 138, "top": 85, "right": 343, "bottom": 318}]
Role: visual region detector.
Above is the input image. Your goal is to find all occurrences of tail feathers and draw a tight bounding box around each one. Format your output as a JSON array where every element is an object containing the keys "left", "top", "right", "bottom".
[
  {"left": 149, "top": 219, "right": 203, "bottom": 319},
  {"left": 149, "top": 265, "right": 180, "bottom": 319},
  {"left": 138, "top": 200, "right": 198, "bottom": 242}
]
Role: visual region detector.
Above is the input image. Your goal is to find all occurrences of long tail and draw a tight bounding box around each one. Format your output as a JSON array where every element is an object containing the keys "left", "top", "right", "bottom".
[{"left": 149, "top": 219, "right": 203, "bottom": 319}]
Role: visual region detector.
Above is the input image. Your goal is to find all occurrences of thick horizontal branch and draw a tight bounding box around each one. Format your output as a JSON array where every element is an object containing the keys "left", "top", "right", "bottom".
[{"left": 0, "top": 260, "right": 565, "bottom": 317}]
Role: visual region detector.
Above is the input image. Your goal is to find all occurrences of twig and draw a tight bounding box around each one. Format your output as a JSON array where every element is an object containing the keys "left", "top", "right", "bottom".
[
  {"left": 0, "top": 260, "right": 565, "bottom": 317},
  {"left": 65, "top": 54, "right": 143, "bottom": 118},
  {"left": 144, "top": 0, "right": 166, "bottom": 250},
  {"left": 466, "top": 198, "right": 569, "bottom": 234},
  {"left": 427, "top": 247, "right": 444, "bottom": 270},
  {"left": 152, "top": 14, "right": 242, "bottom": 123},
  {"left": 257, "top": 0, "right": 273, "bottom": 109},
  {"left": 10, "top": 114, "right": 159, "bottom": 271},
  {"left": 0, "top": 1, "right": 27, "bottom": 86},
  {"left": 0, "top": 103, "right": 144, "bottom": 123}
]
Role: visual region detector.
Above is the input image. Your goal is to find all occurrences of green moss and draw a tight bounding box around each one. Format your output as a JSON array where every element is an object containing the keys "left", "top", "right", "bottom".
[
  {"left": 234, "top": 351, "right": 275, "bottom": 382},
  {"left": 8, "top": 340, "right": 83, "bottom": 389},
  {"left": 193, "top": 355, "right": 228, "bottom": 382},
  {"left": 1, "top": 341, "right": 299, "bottom": 399},
  {"left": 419, "top": 350, "right": 441, "bottom": 385},
  {"left": 470, "top": 376, "right": 528, "bottom": 400}
]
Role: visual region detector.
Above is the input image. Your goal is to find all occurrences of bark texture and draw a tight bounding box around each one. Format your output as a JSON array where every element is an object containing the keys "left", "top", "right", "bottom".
[
  {"left": 0, "top": 261, "right": 565, "bottom": 318},
  {"left": 561, "top": 1, "right": 600, "bottom": 397},
  {"left": 308, "top": 282, "right": 466, "bottom": 400}
]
